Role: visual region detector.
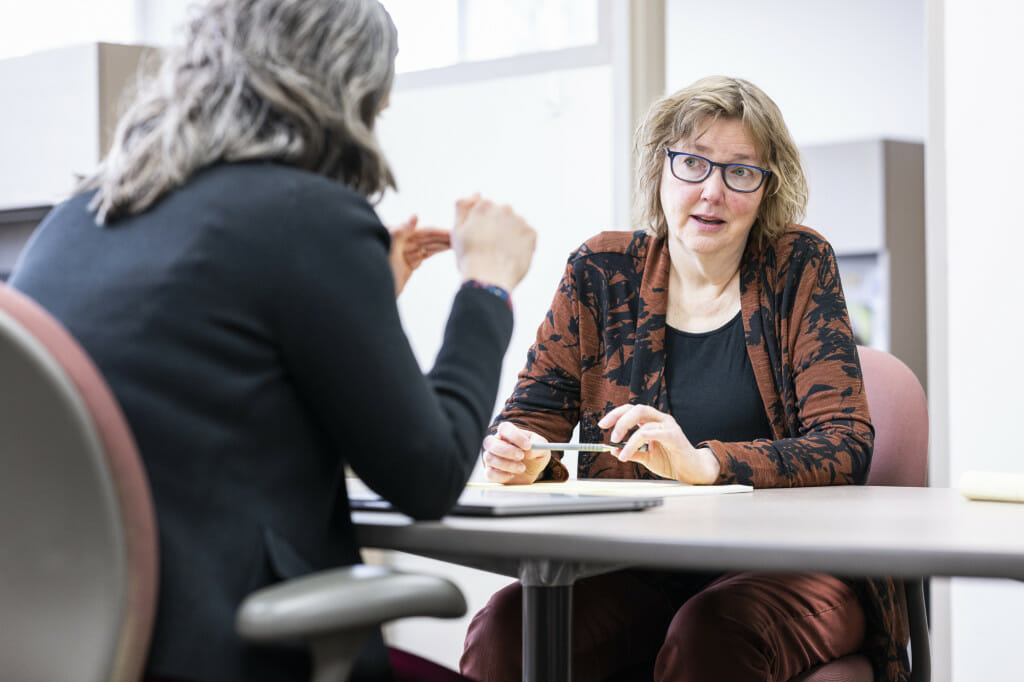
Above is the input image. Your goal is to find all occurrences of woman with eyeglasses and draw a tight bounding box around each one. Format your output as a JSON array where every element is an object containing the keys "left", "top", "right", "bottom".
[{"left": 463, "top": 76, "right": 909, "bottom": 681}]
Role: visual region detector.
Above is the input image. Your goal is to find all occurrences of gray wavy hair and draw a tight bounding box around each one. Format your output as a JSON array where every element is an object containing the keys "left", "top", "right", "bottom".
[
  {"left": 82, "top": 0, "right": 398, "bottom": 224},
  {"left": 634, "top": 76, "right": 808, "bottom": 250}
]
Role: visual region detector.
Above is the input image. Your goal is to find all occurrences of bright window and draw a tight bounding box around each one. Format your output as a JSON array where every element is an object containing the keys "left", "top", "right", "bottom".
[
  {"left": 462, "top": 0, "right": 599, "bottom": 61},
  {"left": 383, "top": 0, "right": 600, "bottom": 73},
  {"left": 0, "top": 0, "right": 136, "bottom": 60},
  {"left": 381, "top": 0, "right": 460, "bottom": 72}
]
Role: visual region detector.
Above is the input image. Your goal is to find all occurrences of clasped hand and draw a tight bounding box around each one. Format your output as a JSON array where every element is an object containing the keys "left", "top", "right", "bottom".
[
  {"left": 387, "top": 215, "right": 450, "bottom": 297},
  {"left": 483, "top": 405, "right": 721, "bottom": 485},
  {"left": 388, "top": 193, "right": 535, "bottom": 298}
]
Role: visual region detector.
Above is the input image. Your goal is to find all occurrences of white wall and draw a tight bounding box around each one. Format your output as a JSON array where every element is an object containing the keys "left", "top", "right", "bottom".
[
  {"left": 666, "top": 0, "right": 925, "bottom": 146},
  {"left": 930, "top": 0, "right": 1024, "bottom": 679},
  {"left": 377, "top": 64, "right": 616, "bottom": 427},
  {"left": 134, "top": 0, "right": 194, "bottom": 46},
  {"left": 0, "top": 46, "right": 102, "bottom": 210}
]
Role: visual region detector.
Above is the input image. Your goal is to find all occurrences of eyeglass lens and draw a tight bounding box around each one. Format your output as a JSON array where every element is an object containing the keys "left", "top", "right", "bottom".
[{"left": 670, "top": 153, "right": 765, "bottom": 192}]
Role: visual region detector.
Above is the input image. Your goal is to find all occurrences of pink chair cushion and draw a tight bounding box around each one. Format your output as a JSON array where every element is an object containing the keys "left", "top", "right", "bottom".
[
  {"left": 792, "top": 347, "right": 930, "bottom": 682},
  {"left": 857, "top": 345, "right": 928, "bottom": 487}
]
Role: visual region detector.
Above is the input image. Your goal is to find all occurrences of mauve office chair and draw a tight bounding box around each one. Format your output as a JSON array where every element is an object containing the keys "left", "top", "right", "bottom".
[
  {"left": 793, "top": 345, "right": 931, "bottom": 682},
  {"left": 0, "top": 283, "right": 468, "bottom": 682}
]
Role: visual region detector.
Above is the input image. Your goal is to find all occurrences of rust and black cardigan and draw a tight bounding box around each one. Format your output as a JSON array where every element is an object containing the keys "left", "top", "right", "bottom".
[{"left": 495, "top": 226, "right": 910, "bottom": 681}]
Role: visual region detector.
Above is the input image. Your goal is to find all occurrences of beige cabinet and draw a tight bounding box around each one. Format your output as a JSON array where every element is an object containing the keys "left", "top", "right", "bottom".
[
  {"left": 801, "top": 139, "right": 927, "bottom": 390},
  {"left": 0, "top": 42, "right": 153, "bottom": 274}
]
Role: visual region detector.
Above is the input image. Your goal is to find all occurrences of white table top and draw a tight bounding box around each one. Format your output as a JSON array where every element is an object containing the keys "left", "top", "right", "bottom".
[{"left": 353, "top": 486, "right": 1024, "bottom": 581}]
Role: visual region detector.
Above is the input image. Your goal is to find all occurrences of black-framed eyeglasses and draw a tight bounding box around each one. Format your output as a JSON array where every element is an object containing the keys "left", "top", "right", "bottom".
[{"left": 663, "top": 147, "right": 771, "bottom": 193}]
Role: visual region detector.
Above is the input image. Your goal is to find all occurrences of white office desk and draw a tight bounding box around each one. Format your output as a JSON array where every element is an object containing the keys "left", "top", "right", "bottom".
[{"left": 353, "top": 486, "right": 1024, "bottom": 680}]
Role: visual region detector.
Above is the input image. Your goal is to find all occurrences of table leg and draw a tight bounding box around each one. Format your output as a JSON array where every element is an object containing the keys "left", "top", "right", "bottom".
[
  {"left": 517, "top": 560, "right": 628, "bottom": 682},
  {"left": 522, "top": 582, "right": 572, "bottom": 682}
]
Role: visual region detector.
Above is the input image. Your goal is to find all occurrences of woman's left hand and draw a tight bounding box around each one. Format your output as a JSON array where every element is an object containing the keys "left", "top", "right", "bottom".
[
  {"left": 388, "top": 215, "right": 452, "bottom": 297},
  {"left": 598, "top": 404, "right": 721, "bottom": 484}
]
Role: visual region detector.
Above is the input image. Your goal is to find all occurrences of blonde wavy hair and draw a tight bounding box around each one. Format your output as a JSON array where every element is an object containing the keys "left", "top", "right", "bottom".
[
  {"left": 81, "top": 0, "right": 398, "bottom": 224},
  {"left": 634, "top": 76, "right": 808, "bottom": 250}
]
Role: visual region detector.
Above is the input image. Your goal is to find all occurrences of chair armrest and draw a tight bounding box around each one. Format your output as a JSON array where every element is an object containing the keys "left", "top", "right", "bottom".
[{"left": 236, "top": 563, "right": 467, "bottom": 642}]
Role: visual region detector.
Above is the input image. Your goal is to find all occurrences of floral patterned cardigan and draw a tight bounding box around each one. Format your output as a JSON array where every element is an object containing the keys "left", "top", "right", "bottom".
[{"left": 493, "top": 226, "right": 910, "bottom": 681}]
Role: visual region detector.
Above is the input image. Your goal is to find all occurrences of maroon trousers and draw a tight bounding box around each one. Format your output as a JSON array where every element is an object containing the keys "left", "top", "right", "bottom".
[{"left": 461, "top": 570, "right": 865, "bottom": 682}]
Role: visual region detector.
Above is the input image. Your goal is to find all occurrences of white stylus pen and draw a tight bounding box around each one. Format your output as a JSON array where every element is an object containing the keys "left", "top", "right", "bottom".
[{"left": 528, "top": 442, "right": 648, "bottom": 452}]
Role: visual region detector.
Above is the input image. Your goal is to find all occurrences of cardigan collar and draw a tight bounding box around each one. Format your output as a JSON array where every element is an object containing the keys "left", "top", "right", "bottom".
[
  {"left": 629, "top": 234, "right": 671, "bottom": 411},
  {"left": 629, "top": 233, "right": 780, "bottom": 438}
]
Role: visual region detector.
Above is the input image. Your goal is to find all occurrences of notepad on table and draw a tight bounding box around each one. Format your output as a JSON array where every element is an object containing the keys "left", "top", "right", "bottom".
[
  {"left": 467, "top": 479, "right": 753, "bottom": 497},
  {"left": 959, "top": 471, "right": 1024, "bottom": 503}
]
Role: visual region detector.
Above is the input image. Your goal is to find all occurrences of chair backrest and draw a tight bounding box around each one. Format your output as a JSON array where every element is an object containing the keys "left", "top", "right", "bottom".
[
  {"left": 796, "top": 348, "right": 932, "bottom": 682},
  {"left": 857, "top": 345, "right": 929, "bottom": 487},
  {"left": 0, "top": 284, "right": 158, "bottom": 682},
  {"left": 858, "top": 345, "right": 931, "bottom": 682}
]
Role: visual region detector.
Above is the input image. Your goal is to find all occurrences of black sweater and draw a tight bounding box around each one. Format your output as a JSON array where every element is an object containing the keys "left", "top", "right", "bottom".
[{"left": 11, "top": 162, "right": 513, "bottom": 682}]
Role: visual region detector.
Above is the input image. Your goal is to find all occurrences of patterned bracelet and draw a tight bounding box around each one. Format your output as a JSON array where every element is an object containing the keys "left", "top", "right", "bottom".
[{"left": 462, "top": 279, "right": 512, "bottom": 309}]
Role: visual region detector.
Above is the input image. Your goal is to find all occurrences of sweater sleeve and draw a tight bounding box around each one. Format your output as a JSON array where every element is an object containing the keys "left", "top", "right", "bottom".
[
  {"left": 491, "top": 259, "right": 585, "bottom": 481},
  {"left": 705, "top": 235, "right": 874, "bottom": 488},
  {"left": 268, "top": 186, "right": 513, "bottom": 518}
]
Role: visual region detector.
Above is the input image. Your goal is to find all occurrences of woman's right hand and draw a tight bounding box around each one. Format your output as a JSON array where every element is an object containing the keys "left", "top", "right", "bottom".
[
  {"left": 481, "top": 422, "right": 551, "bottom": 485},
  {"left": 452, "top": 194, "right": 536, "bottom": 292}
]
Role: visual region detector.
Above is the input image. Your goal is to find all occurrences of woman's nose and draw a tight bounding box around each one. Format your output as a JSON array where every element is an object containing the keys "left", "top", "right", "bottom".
[{"left": 700, "top": 168, "right": 726, "bottom": 202}]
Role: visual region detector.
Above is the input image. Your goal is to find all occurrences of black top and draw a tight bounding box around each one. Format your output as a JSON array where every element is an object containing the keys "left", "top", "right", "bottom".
[
  {"left": 10, "top": 162, "right": 514, "bottom": 682},
  {"left": 664, "top": 312, "right": 772, "bottom": 445}
]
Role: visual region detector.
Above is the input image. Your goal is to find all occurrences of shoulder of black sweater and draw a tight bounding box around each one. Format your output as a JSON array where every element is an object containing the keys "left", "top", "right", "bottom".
[
  {"left": 189, "top": 162, "right": 379, "bottom": 221},
  {"left": 179, "top": 162, "right": 389, "bottom": 254}
]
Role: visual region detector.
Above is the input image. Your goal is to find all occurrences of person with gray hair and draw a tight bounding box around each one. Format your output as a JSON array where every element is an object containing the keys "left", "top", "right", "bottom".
[
  {"left": 466, "top": 76, "right": 909, "bottom": 681},
  {"left": 9, "top": 0, "right": 535, "bottom": 681}
]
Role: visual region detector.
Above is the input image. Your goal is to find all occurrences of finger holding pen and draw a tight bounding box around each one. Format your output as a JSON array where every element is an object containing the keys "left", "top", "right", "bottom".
[
  {"left": 598, "top": 404, "right": 721, "bottom": 484},
  {"left": 481, "top": 421, "right": 550, "bottom": 486}
]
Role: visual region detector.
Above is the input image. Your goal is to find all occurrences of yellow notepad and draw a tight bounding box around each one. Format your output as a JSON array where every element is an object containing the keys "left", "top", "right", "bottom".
[
  {"left": 959, "top": 471, "right": 1024, "bottom": 503},
  {"left": 467, "top": 479, "right": 752, "bottom": 497}
]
